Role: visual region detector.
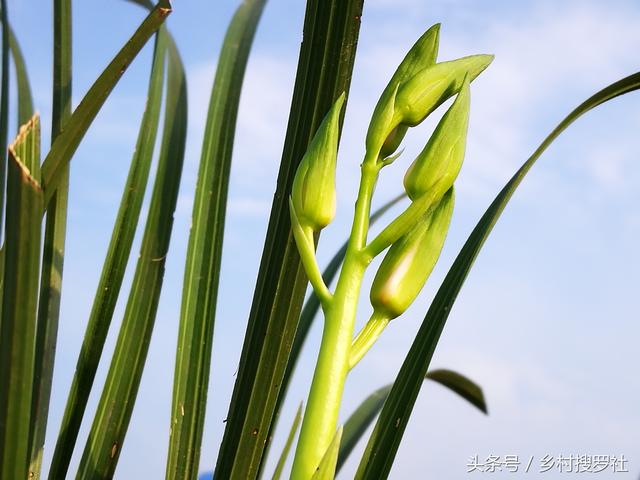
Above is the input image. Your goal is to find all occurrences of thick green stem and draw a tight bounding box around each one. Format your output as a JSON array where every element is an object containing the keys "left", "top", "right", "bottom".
[{"left": 291, "top": 154, "right": 380, "bottom": 479}]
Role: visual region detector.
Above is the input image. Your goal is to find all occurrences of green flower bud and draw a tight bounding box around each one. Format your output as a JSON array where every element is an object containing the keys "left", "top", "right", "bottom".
[
  {"left": 291, "top": 93, "right": 345, "bottom": 231},
  {"left": 366, "top": 24, "right": 440, "bottom": 158},
  {"left": 394, "top": 54, "right": 492, "bottom": 127},
  {"left": 370, "top": 188, "right": 454, "bottom": 319},
  {"left": 403, "top": 76, "right": 470, "bottom": 201}
]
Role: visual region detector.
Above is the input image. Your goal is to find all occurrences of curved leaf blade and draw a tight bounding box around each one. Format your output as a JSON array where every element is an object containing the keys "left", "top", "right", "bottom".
[
  {"left": 47, "top": 27, "right": 168, "bottom": 480},
  {"left": 0, "top": 115, "right": 42, "bottom": 480},
  {"left": 214, "top": 1, "right": 365, "bottom": 478},
  {"left": 75, "top": 38, "right": 187, "bottom": 480},
  {"left": 0, "top": 0, "right": 10, "bottom": 228},
  {"left": 40, "top": 0, "right": 170, "bottom": 205},
  {"left": 263, "top": 194, "right": 405, "bottom": 468},
  {"left": 426, "top": 368, "right": 486, "bottom": 414},
  {"left": 166, "top": 1, "right": 267, "bottom": 478},
  {"left": 337, "top": 369, "right": 485, "bottom": 472},
  {"left": 356, "top": 72, "right": 640, "bottom": 479}
]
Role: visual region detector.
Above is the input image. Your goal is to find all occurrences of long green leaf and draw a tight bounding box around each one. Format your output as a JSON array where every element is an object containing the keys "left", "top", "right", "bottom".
[
  {"left": 425, "top": 368, "right": 487, "bottom": 413},
  {"left": 263, "top": 194, "right": 405, "bottom": 469},
  {"left": 29, "top": 2, "right": 72, "bottom": 477},
  {"left": 0, "top": 115, "right": 42, "bottom": 480},
  {"left": 281, "top": 195, "right": 405, "bottom": 400},
  {"left": 7, "top": 21, "right": 34, "bottom": 127},
  {"left": 47, "top": 28, "right": 168, "bottom": 480},
  {"left": 0, "top": 8, "right": 34, "bottom": 312},
  {"left": 337, "top": 369, "right": 486, "bottom": 473},
  {"left": 0, "top": 0, "right": 10, "bottom": 228},
  {"left": 215, "top": 2, "right": 365, "bottom": 478},
  {"left": 76, "top": 39, "right": 187, "bottom": 479},
  {"left": 356, "top": 72, "right": 640, "bottom": 479},
  {"left": 40, "top": 0, "right": 170, "bottom": 205},
  {"left": 166, "top": 2, "right": 266, "bottom": 478},
  {"left": 271, "top": 403, "right": 303, "bottom": 480}
]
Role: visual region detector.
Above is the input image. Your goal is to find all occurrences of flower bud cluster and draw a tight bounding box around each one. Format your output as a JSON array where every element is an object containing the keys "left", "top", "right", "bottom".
[
  {"left": 365, "top": 22, "right": 492, "bottom": 163},
  {"left": 366, "top": 25, "right": 492, "bottom": 321}
]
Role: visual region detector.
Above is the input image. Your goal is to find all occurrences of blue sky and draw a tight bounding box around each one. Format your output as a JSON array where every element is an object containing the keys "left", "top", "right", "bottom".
[{"left": 7, "top": 0, "right": 640, "bottom": 478}]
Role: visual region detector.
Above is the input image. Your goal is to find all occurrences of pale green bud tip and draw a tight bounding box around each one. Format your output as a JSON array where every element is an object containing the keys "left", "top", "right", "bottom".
[
  {"left": 393, "top": 23, "right": 441, "bottom": 84},
  {"left": 403, "top": 76, "right": 470, "bottom": 201},
  {"left": 365, "top": 24, "right": 441, "bottom": 158},
  {"left": 291, "top": 93, "right": 345, "bottom": 230},
  {"left": 370, "top": 188, "right": 455, "bottom": 319},
  {"left": 395, "top": 53, "right": 492, "bottom": 127}
]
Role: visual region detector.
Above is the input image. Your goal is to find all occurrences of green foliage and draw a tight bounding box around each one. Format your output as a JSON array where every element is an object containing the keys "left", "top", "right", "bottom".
[
  {"left": 337, "top": 369, "right": 487, "bottom": 473},
  {"left": 214, "top": 2, "right": 364, "bottom": 478},
  {"left": 48, "top": 27, "right": 169, "bottom": 480},
  {"left": 0, "top": 115, "right": 42, "bottom": 480},
  {"left": 271, "top": 404, "right": 303, "bottom": 480},
  {"left": 167, "top": 0, "right": 266, "bottom": 477}
]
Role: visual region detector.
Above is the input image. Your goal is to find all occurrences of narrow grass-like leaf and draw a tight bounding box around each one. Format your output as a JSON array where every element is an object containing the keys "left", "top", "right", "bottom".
[
  {"left": 0, "top": 0, "right": 10, "bottom": 227},
  {"left": 356, "top": 72, "right": 640, "bottom": 480},
  {"left": 166, "top": 2, "right": 266, "bottom": 478},
  {"left": 310, "top": 426, "right": 343, "bottom": 480},
  {"left": 0, "top": 115, "right": 42, "bottom": 480},
  {"left": 337, "top": 370, "right": 486, "bottom": 473},
  {"left": 271, "top": 403, "right": 303, "bottom": 480},
  {"left": 7, "top": 22, "right": 34, "bottom": 127},
  {"left": 76, "top": 40, "right": 187, "bottom": 479},
  {"left": 0, "top": 10, "right": 33, "bottom": 305},
  {"left": 264, "top": 194, "right": 405, "bottom": 467},
  {"left": 215, "top": 2, "right": 364, "bottom": 477},
  {"left": 40, "top": 0, "right": 170, "bottom": 205},
  {"left": 47, "top": 28, "right": 168, "bottom": 480},
  {"left": 28, "top": 2, "right": 72, "bottom": 476}
]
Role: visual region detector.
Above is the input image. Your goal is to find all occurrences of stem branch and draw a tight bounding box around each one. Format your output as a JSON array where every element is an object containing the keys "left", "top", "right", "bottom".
[{"left": 291, "top": 153, "right": 380, "bottom": 479}]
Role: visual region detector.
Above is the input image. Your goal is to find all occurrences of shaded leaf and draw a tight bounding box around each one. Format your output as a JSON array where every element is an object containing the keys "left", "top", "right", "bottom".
[
  {"left": 215, "top": 1, "right": 365, "bottom": 478},
  {"left": 0, "top": 0, "right": 10, "bottom": 228},
  {"left": 263, "top": 194, "right": 405, "bottom": 469}
]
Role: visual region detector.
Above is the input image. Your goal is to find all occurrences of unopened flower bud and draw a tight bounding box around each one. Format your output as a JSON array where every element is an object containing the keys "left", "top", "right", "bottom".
[
  {"left": 291, "top": 93, "right": 345, "bottom": 231},
  {"left": 403, "top": 76, "right": 470, "bottom": 201},
  {"left": 366, "top": 24, "right": 440, "bottom": 158},
  {"left": 370, "top": 188, "right": 455, "bottom": 319},
  {"left": 394, "top": 54, "right": 492, "bottom": 127}
]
